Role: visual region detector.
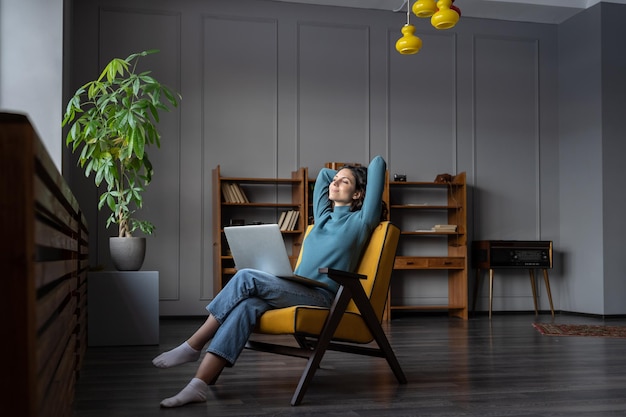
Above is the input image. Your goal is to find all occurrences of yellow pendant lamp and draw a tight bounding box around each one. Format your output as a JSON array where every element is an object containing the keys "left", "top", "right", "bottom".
[
  {"left": 412, "top": 0, "right": 437, "bottom": 18},
  {"left": 431, "top": 0, "right": 460, "bottom": 30},
  {"left": 395, "top": 0, "right": 422, "bottom": 55},
  {"left": 396, "top": 24, "right": 422, "bottom": 55}
]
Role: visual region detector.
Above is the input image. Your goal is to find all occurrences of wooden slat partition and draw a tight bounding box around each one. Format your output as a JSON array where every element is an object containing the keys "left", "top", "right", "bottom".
[{"left": 0, "top": 113, "right": 89, "bottom": 417}]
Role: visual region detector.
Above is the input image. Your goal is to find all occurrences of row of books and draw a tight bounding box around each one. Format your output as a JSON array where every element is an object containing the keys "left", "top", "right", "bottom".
[
  {"left": 278, "top": 210, "right": 300, "bottom": 231},
  {"left": 222, "top": 183, "right": 249, "bottom": 203}
]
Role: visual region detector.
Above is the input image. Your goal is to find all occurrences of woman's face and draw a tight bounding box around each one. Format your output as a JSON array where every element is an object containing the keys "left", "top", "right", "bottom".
[{"left": 329, "top": 168, "right": 361, "bottom": 206}]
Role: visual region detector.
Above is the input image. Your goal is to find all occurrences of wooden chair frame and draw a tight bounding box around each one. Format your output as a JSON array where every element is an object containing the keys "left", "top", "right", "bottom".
[{"left": 237, "top": 222, "right": 407, "bottom": 405}]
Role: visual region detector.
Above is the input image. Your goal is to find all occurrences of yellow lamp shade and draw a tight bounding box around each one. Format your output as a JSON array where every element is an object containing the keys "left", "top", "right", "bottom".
[
  {"left": 432, "top": 0, "right": 459, "bottom": 30},
  {"left": 395, "top": 24, "right": 422, "bottom": 55},
  {"left": 412, "top": 0, "right": 437, "bottom": 18}
]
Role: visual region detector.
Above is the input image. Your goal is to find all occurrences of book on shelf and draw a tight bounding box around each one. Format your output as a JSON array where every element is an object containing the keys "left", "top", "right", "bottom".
[
  {"left": 432, "top": 224, "right": 457, "bottom": 232},
  {"left": 278, "top": 210, "right": 299, "bottom": 231},
  {"left": 222, "top": 183, "right": 235, "bottom": 203},
  {"left": 279, "top": 210, "right": 292, "bottom": 231},
  {"left": 277, "top": 211, "right": 287, "bottom": 230},
  {"left": 221, "top": 182, "right": 235, "bottom": 203},
  {"left": 222, "top": 182, "right": 249, "bottom": 203},
  {"left": 288, "top": 211, "right": 299, "bottom": 231},
  {"left": 232, "top": 183, "right": 249, "bottom": 203}
]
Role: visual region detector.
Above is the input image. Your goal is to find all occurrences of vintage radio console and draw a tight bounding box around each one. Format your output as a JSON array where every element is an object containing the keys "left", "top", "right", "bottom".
[
  {"left": 472, "top": 240, "right": 552, "bottom": 269},
  {"left": 471, "top": 240, "right": 555, "bottom": 317}
]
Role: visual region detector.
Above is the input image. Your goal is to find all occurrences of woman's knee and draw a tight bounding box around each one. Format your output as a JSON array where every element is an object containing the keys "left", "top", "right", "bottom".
[{"left": 231, "top": 268, "right": 276, "bottom": 289}]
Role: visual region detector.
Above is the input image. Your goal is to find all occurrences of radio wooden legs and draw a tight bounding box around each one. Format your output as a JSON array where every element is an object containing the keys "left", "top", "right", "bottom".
[{"left": 473, "top": 268, "right": 554, "bottom": 318}]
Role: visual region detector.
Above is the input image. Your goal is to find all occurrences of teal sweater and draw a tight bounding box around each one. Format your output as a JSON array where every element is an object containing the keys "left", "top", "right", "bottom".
[{"left": 294, "top": 155, "right": 386, "bottom": 293}]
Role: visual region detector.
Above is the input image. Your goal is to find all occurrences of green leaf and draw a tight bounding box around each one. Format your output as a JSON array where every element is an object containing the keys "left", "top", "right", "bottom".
[
  {"left": 133, "top": 128, "right": 146, "bottom": 160},
  {"left": 148, "top": 102, "right": 160, "bottom": 123},
  {"left": 163, "top": 87, "right": 179, "bottom": 107},
  {"left": 98, "top": 193, "right": 108, "bottom": 210},
  {"left": 107, "top": 194, "right": 118, "bottom": 212}
]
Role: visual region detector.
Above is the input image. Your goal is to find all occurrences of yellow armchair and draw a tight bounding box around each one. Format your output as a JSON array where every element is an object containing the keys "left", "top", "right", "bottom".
[{"left": 244, "top": 221, "right": 406, "bottom": 405}]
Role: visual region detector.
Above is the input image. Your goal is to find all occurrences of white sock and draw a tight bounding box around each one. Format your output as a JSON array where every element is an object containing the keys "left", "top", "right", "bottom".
[
  {"left": 152, "top": 341, "right": 201, "bottom": 368},
  {"left": 160, "top": 377, "right": 208, "bottom": 408}
]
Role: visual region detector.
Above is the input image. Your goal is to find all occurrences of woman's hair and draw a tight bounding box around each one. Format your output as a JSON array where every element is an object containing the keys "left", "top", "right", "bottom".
[
  {"left": 341, "top": 165, "right": 367, "bottom": 212},
  {"left": 339, "top": 164, "right": 388, "bottom": 221}
]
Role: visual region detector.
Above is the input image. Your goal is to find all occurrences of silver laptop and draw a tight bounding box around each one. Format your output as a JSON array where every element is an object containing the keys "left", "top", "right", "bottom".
[{"left": 223, "top": 223, "right": 329, "bottom": 289}]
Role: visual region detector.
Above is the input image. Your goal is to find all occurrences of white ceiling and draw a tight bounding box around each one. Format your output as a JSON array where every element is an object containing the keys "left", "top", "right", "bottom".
[{"left": 268, "top": 0, "right": 626, "bottom": 24}]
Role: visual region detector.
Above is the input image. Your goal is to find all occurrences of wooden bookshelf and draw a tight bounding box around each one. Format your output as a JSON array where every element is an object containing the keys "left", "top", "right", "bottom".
[
  {"left": 212, "top": 166, "right": 308, "bottom": 293},
  {"left": 387, "top": 173, "right": 468, "bottom": 319}
]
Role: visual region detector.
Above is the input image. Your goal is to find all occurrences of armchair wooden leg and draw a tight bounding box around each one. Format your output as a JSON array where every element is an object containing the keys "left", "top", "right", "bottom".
[
  {"left": 342, "top": 278, "right": 407, "bottom": 385},
  {"left": 291, "top": 285, "right": 352, "bottom": 406}
]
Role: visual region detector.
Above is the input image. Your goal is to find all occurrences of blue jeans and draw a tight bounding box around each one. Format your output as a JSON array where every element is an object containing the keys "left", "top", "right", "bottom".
[{"left": 205, "top": 268, "right": 335, "bottom": 365}]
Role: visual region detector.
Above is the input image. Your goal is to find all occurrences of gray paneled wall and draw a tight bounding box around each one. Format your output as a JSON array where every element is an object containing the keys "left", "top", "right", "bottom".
[
  {"left": 474, "top": 35, "right": 540, "bottom": 239},
  {"left": 67, "top": 0, "right": 561, "bottom": 316},
  {"left": 389, "top": 30, "right": 457, "bottom": 177},
  {"left": 299, "top": 22, "right": 371, "bottom": 164}
]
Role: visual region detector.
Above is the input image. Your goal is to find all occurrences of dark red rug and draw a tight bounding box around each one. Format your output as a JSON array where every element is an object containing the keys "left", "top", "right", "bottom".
[{"left": 533, "top": 322, "right": 626, "bottom": 338}]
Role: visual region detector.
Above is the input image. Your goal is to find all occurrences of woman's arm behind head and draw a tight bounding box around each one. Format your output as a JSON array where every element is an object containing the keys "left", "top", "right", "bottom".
[{"left": 346, "top": 155, "right": 387, "bottom": 225}]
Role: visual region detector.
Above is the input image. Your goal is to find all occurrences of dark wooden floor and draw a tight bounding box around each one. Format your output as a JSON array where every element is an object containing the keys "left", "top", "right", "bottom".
[{"left": 73, "top": 313, "right": 626, "bottom": 416}]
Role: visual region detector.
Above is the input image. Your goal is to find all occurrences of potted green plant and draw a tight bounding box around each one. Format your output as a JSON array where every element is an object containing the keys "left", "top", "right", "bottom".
[{"left": 63, "top": 49, "right": 180, "bottom": 270}]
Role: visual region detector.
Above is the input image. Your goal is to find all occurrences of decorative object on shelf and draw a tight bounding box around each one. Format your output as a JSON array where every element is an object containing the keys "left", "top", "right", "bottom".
[
  {"left": 62, "top": 50, "right": 181, "bottom": 271},
  {"left": 394, "top": 0, "right": 461, "bottom": 55},
  {"left": 434, "top": 173, "right": 453, "bottom": 183},
  {"left": 395, "top": 0, "right": 422, "bottom": 55}
]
